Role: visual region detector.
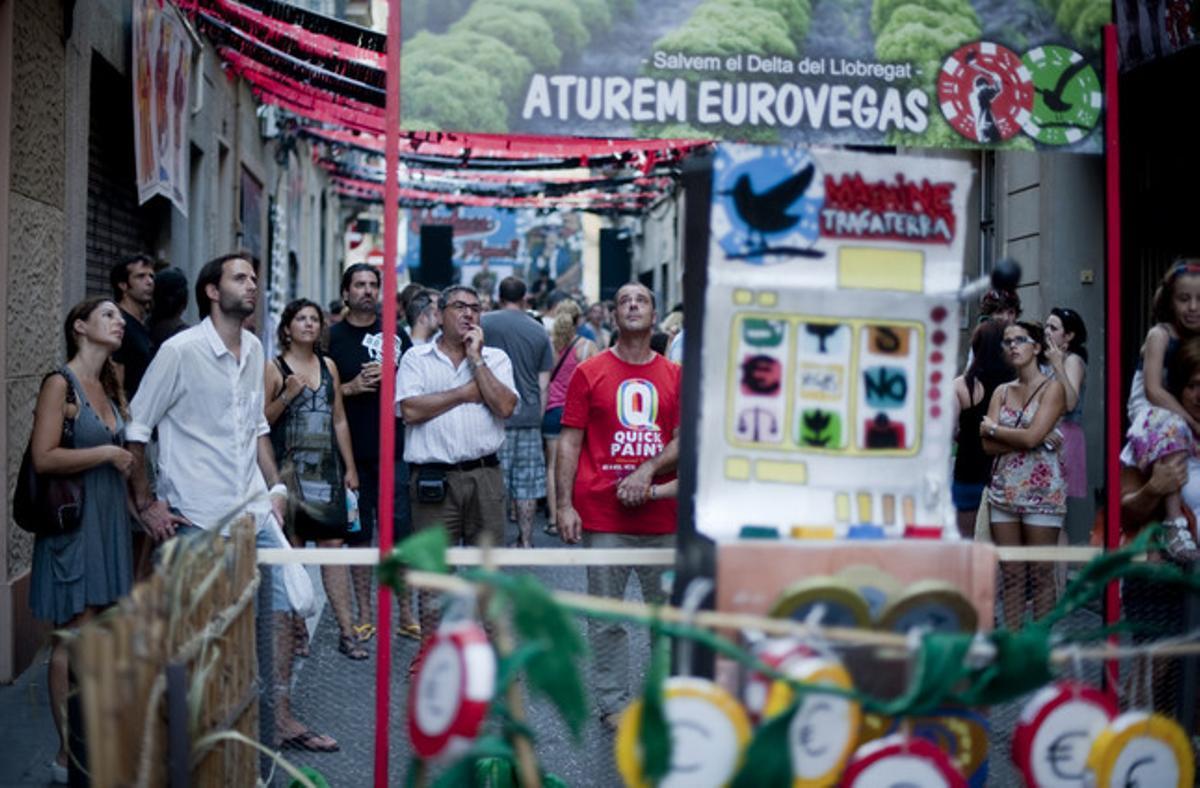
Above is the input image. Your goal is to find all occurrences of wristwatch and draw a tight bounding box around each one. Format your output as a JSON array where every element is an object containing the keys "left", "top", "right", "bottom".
[
  {"left": 988, "top": 424, "right": 997, "bottom": 437},
  {"left": 469, "top": 357, "right": 488, "bottom": 371}
]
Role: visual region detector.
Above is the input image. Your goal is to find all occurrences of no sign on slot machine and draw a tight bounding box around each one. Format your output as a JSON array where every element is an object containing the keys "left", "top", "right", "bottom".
[{"left": 695, "top": 145, "right": 975, "bottom": 541}]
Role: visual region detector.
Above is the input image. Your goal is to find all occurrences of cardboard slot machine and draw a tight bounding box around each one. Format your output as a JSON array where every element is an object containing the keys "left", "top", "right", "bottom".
[{"left": 695, "top": 145, "right": 974, "bottom": 541}]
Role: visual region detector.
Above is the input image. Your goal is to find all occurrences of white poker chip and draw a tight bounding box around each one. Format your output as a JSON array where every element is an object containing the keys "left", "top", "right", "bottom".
[
  {"left": 1012, "top": 681, "right": 1116, "bottom": 787},
  {"left": 407, "top": 621, "right": 496, "bottom": 759},
  {"left": 615, "top": 676, "right": 751, "bottom": 788},
  {"left": 743, "top": 638, "right": 815, "bottom": 723},
  {"left": 843, "top": 734, "right": 967, "bottom": 787},
  {"left": 762, "top": 657, "right": 862, "bottom": 787},
  {"left": 1086, "top": 711, "right": 1195, "bottom": 788}
]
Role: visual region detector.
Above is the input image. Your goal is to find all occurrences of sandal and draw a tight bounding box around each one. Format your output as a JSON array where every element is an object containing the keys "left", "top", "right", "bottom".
[
  {"left": 543, "top": 524, "right": 559, "bottom": 536},
  {"left": 338, "top": 634, "right": 369, "bottom": 660},
  {"left": 353, "top": 622, "right": 376, "bottom": 643},
  {"left": 396, "top": 622, "right": 422, "bottom": 641},
  {"left": 279, "top": 729, "right": 340, "bottom": 753}
]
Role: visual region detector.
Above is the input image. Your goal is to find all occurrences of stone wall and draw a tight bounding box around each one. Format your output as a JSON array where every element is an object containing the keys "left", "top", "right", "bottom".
[{"left": 6, "top": 0, "right": 65, "bottom": 581}]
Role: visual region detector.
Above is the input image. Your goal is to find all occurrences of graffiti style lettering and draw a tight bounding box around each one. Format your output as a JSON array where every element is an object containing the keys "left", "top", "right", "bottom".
[
  {"left": 864, "top": 413, "right": 906, "bottom": 449},
  {"left": 736, "top": 406, "right": 781, "bottom": 443},
  {"left": 742, "top": 318, "right": 786, "bottom": 348},
  {"left": 741, "top": 355, "right": 782, "bottom": 396},
  {"left": 863, "top": 366, "right": 908, "bottom": 409},
  {"left": 799, "top": 408, "right": 842, "bottom": 448},
  {"left": 821, "top": 172, "right": 957, "bottom": 243},
  {"left": 799, "top": 365, "right": 843, "bottom": 400}
]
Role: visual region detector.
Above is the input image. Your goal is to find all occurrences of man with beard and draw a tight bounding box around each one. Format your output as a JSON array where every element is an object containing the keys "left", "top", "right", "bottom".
[
  {"left": 326, "top": 263, "right": 419, "bottom": 640},
  {"left": 110, "top": 253, "right": 157, "bottom": 397},
  {"left": 556, "top": 282, "right": 681, "bottom": 731},
  {"left": 127, "top": 254, "right": 337, "bottom": 751}
]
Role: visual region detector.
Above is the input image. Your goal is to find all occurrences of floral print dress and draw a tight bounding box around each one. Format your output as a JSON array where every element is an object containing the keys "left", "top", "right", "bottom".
[{"left": 986, "top": 385, "right": 1067, "bottom": 517}]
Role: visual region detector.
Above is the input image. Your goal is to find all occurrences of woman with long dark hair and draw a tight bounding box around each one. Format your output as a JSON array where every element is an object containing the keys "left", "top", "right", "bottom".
[
  {"left": 951, "top": 320, "right": 1014, "bottom": 537},
  {"left": 264, "top": 299, "right": 361, "bottom": 665},
  {"left": 981, "top": 321, "right": 1067, "bottom": 628},
  {"left": 30, "top": 297, "right": 135, "bottom": 781},
  {"left": 1045, "top": 307, "right": 1089, "bottom": 503}
]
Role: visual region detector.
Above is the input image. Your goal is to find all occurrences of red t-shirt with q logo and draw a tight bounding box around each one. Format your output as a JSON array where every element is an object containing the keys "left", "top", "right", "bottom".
[{"left": 561, "top": 350, "right": 681, "bottom": 535}]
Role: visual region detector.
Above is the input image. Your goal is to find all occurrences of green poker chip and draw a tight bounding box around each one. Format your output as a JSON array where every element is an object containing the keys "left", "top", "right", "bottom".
[{"left": 1020, "top": 45, "right": 1102, "bottom": 146}]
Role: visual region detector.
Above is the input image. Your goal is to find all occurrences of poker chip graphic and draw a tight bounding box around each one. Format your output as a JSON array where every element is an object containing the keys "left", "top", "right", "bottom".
[
  {"left": 937, "top": 42, "right": 1034, "bottom": 143},
  {"left": 743, "top": 638, "right": 815, "bottom": 723},
  {"left": 407, "top": 621, "right": 496, "bottom": 759},
  {"left": 1019, "top": 45, "right": 1102, "bottom": 146},
  {"left": 1085, "top": 711, "right": 1194, "bottom": 788},
  {"left": 615, "top": 677, "right": 751, "bottom": 788},
  {"left": 768, "top": 576, "right": 873, "bottom": 629},
  {"left": 761, "top": 656, "right": 863, "bottom": 787},
  {"left": 844, "top": 734, "right": 967, "bottom": 787},
  {"left": 1013, "top": 682, "right": 1116, "bottom": 787}
]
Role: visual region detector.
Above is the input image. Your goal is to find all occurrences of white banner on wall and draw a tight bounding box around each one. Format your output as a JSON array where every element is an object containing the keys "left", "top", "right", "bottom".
[
  {"left": 133, "top": 0, "right": 193, "bottom": 215},
  {"left": 695, "top": 145, "right": 974, "bottom": 541}
]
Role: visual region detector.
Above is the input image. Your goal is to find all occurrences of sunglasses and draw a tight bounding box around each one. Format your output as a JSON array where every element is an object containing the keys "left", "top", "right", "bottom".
[{"left": 1002, "top": 336, "right": 1035, "bottom": 349}]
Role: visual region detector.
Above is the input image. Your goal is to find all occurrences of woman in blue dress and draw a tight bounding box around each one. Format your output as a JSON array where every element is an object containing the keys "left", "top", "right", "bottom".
[{"left": 29, "top": 297, "right": 135, "bottom": 780}]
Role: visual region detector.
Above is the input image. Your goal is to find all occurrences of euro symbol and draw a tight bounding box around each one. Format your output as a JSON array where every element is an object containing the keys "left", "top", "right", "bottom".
[
  {"left": 1123, "top": 755, "right": 1156, "bottom": 788},
  {"left": 669, "top": 720, "right": 712, "bottom": 774},
  {"left": 796, "top": 700, "right": 832, "bottom": 757},
  {"left": 1046, "top": 729, "right": 1087, "bottom": 779}
]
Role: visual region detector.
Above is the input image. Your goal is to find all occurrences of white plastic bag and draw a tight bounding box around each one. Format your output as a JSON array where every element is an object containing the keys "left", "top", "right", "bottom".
[{"left": 264, "top": 513, "right": 316, "bottom": 617}]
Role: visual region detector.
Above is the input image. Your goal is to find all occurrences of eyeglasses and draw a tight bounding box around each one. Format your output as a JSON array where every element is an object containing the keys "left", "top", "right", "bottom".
[
  {"left": 445, "top": 300, "right": 482, "bottom": 314},
  {"left": 1002, "top": 336, "right": 1035, "bottom": 349}
]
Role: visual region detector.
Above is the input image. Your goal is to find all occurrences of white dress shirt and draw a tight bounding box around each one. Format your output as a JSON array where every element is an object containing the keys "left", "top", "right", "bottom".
[
  {"left": 127, "top": 318, "right": 271, "bottom": 530},
  {"left": 395, "top": 342, "right": 518, "bottom": 464}
]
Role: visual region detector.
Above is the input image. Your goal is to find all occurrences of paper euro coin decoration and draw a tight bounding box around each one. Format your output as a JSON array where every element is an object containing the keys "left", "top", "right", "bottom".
[
  {"left": 761, "top": 656, "right": 862, "bottom": 787},
  {"left": 1012, "top": 681, "right": 1116, "bottom": 787},
  {"left": 407, "top": 621, "right": 495, "bottom": 759},
  {"left": 843, "top": 734, "right": 967, "bottom": 787},
  {"left": 615, "top": 677, "right": 751, "bottom": 788},
  {"left": 743, "top": 638, "right": 815, "bottom": 723},
  {"left": 1085, "top": 711, "right": 1194, "bottom": 788}
]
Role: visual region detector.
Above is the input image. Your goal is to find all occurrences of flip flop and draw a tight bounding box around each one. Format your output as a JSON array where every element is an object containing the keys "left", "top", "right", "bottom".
[
  {"left": 338, "top": 635, "right": 369, "bottom": 660},
  {"left": 353, "top": 623, "right": 376, "bottom": 643},
  {"left": 279, "top": 729, "right": 340, "bottom": 753},
  {"left": 396, "top": 623, "right": 422, "bottom": 641},
  {"left": 543, "top": 524, "right": 559, "bottom": 536}
]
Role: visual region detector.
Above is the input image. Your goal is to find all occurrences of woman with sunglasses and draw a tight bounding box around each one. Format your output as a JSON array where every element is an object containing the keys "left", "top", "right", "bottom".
[
  {"left": 1044, "top": 307, "right": 1089, "bottom": 503},
  {"left": 980, "top": 321, "right": 1067, "bottom": 629}
]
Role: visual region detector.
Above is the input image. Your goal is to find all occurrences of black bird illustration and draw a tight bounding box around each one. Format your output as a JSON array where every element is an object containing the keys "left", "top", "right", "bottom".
[
  {"left": 1037, "top": 58, "right": 1089, "bottom": 113},
  {"left": 727, "top": 162, "right": 815, "bottom": 237}
]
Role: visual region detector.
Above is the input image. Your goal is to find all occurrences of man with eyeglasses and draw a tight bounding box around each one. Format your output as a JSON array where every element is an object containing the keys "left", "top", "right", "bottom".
[{"left": 396, "top": 285, "right": 518, "bottom": 557}]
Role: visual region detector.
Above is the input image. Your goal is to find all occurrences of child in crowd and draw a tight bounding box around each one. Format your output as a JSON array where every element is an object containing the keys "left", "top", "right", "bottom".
[{"left": 1124, "top": 259, "right": 1200, "bottom": 561}]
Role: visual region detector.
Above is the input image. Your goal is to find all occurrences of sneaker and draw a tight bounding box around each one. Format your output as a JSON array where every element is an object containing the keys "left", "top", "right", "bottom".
[{"left": 1162, "top": 517, "right": 1200, "bottom": 564}]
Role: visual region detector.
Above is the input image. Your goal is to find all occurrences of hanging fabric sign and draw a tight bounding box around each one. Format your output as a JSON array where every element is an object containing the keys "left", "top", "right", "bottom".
[{"left": 133, "top": 0, "right": 193, "bottom": 215}]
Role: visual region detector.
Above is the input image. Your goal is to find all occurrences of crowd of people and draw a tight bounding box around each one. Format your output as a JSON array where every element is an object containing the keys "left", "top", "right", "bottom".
[{"left": 25, "top": 252, "right": 685, "bottom": 772}]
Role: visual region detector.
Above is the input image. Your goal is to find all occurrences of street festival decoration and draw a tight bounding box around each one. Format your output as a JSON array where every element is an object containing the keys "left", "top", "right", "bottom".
[
  {"left": 695, "top": 145, "right": 972, "bottom": 541},
  {"left": 379, "top": 526, "right": 1200, "bottom": 788},
  {"left": 407, "top": 620, "right": 497, "bottom": 760},
  {"left": 399, "top": 0, "right": 1108, "bottom": 152},
  {"left": 133, "top": 0, "right": 194, "bottom": 214}
]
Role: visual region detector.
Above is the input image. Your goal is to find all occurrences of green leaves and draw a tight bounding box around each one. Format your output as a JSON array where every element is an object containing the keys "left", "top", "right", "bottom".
[
  {"left": 378, "top": 527, "right": 449, "bottom": 594},
  {"left": 639, "top": 629, "right": 672, "bottom": 782},
  {"left": 502, "top": 574, "right": 589, "bottom": 737},
  {"left": 732, "top": 700, "right": 798, "bottom": 788}
]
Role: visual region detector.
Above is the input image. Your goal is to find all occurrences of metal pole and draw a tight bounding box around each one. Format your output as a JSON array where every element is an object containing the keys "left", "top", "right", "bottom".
[{"left": 374, "top": 0, "right": 401, "bottom": 783}]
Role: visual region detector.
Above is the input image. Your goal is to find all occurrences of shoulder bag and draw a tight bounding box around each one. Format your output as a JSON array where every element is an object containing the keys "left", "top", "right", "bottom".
[
  {"left": 974, "top": 379, "right": 1052, "bottom": 542},
  {"left": 13, "top": 371, "right": 84, "bottom": 536}
]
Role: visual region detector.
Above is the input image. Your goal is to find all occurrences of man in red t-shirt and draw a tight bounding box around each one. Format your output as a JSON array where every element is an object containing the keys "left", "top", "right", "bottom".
[{"left": 557, "top": 282, "right": 681, "bottom": 729}]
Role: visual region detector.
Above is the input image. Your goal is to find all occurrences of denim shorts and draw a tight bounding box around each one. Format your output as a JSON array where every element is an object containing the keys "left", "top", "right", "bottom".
[
  {"left": 951, "top": 481, "right": 986, "bottom": 511},
  {"left": 541, "top": 406, "right": 564, "bottom": 438}
]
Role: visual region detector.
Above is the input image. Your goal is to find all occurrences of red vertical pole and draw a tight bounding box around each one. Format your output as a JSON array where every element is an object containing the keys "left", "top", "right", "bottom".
[
  {"left": 1103, "top": 23, "right": 1122, "bottom": 693},
  {"left": 374, "top": 0, "right": 401, "bottom": 784}
]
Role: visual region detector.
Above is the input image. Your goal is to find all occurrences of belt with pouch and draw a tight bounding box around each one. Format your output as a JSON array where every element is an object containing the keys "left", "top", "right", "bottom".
[{"left": 416, "top": 453, "right": 499, "bottom": 473}]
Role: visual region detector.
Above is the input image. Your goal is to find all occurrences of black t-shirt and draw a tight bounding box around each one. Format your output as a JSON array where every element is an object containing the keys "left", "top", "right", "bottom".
[
  {"left": 327, "top": 317, "right": 410, "bottom": 461},
  {"left": 114, "top": 307, "right": 154, "bottom": 399}
]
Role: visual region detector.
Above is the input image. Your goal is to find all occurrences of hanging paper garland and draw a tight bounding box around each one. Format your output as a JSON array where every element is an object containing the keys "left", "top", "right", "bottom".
[
  {"left": 1012, "top": 681, "right": 1117, "bottom": 787},
  {"left": 407, "top": 621, "right": 496, "bottom": 760},
  {"left": 615, "top": 677, "right": 751, "bottom": 788},
  {"left": 843, "top": 734, "right": 967, "bottom": 787},
  {"left": 742, "top": 638, "right": 814, "bottom": 724},
  {"left": 761, "top": 656, "right": 863, "bottom": 787},
  {"left": 1085, "top": 711, "right": 1195, "bottom": 788}
]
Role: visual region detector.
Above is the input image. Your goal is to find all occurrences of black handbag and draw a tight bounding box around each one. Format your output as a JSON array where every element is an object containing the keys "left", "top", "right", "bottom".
[{"left": 12, "top": 371, "right": 84, "bottom": 536}]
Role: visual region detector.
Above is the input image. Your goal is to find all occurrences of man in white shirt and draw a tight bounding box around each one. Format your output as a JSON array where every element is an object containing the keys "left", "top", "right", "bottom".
[
  {"left": 396, "top": 284, "right": 518, "bottom": 548},
  {"left": 128, "top": 253, "right": 338, "bottom": 753}
]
